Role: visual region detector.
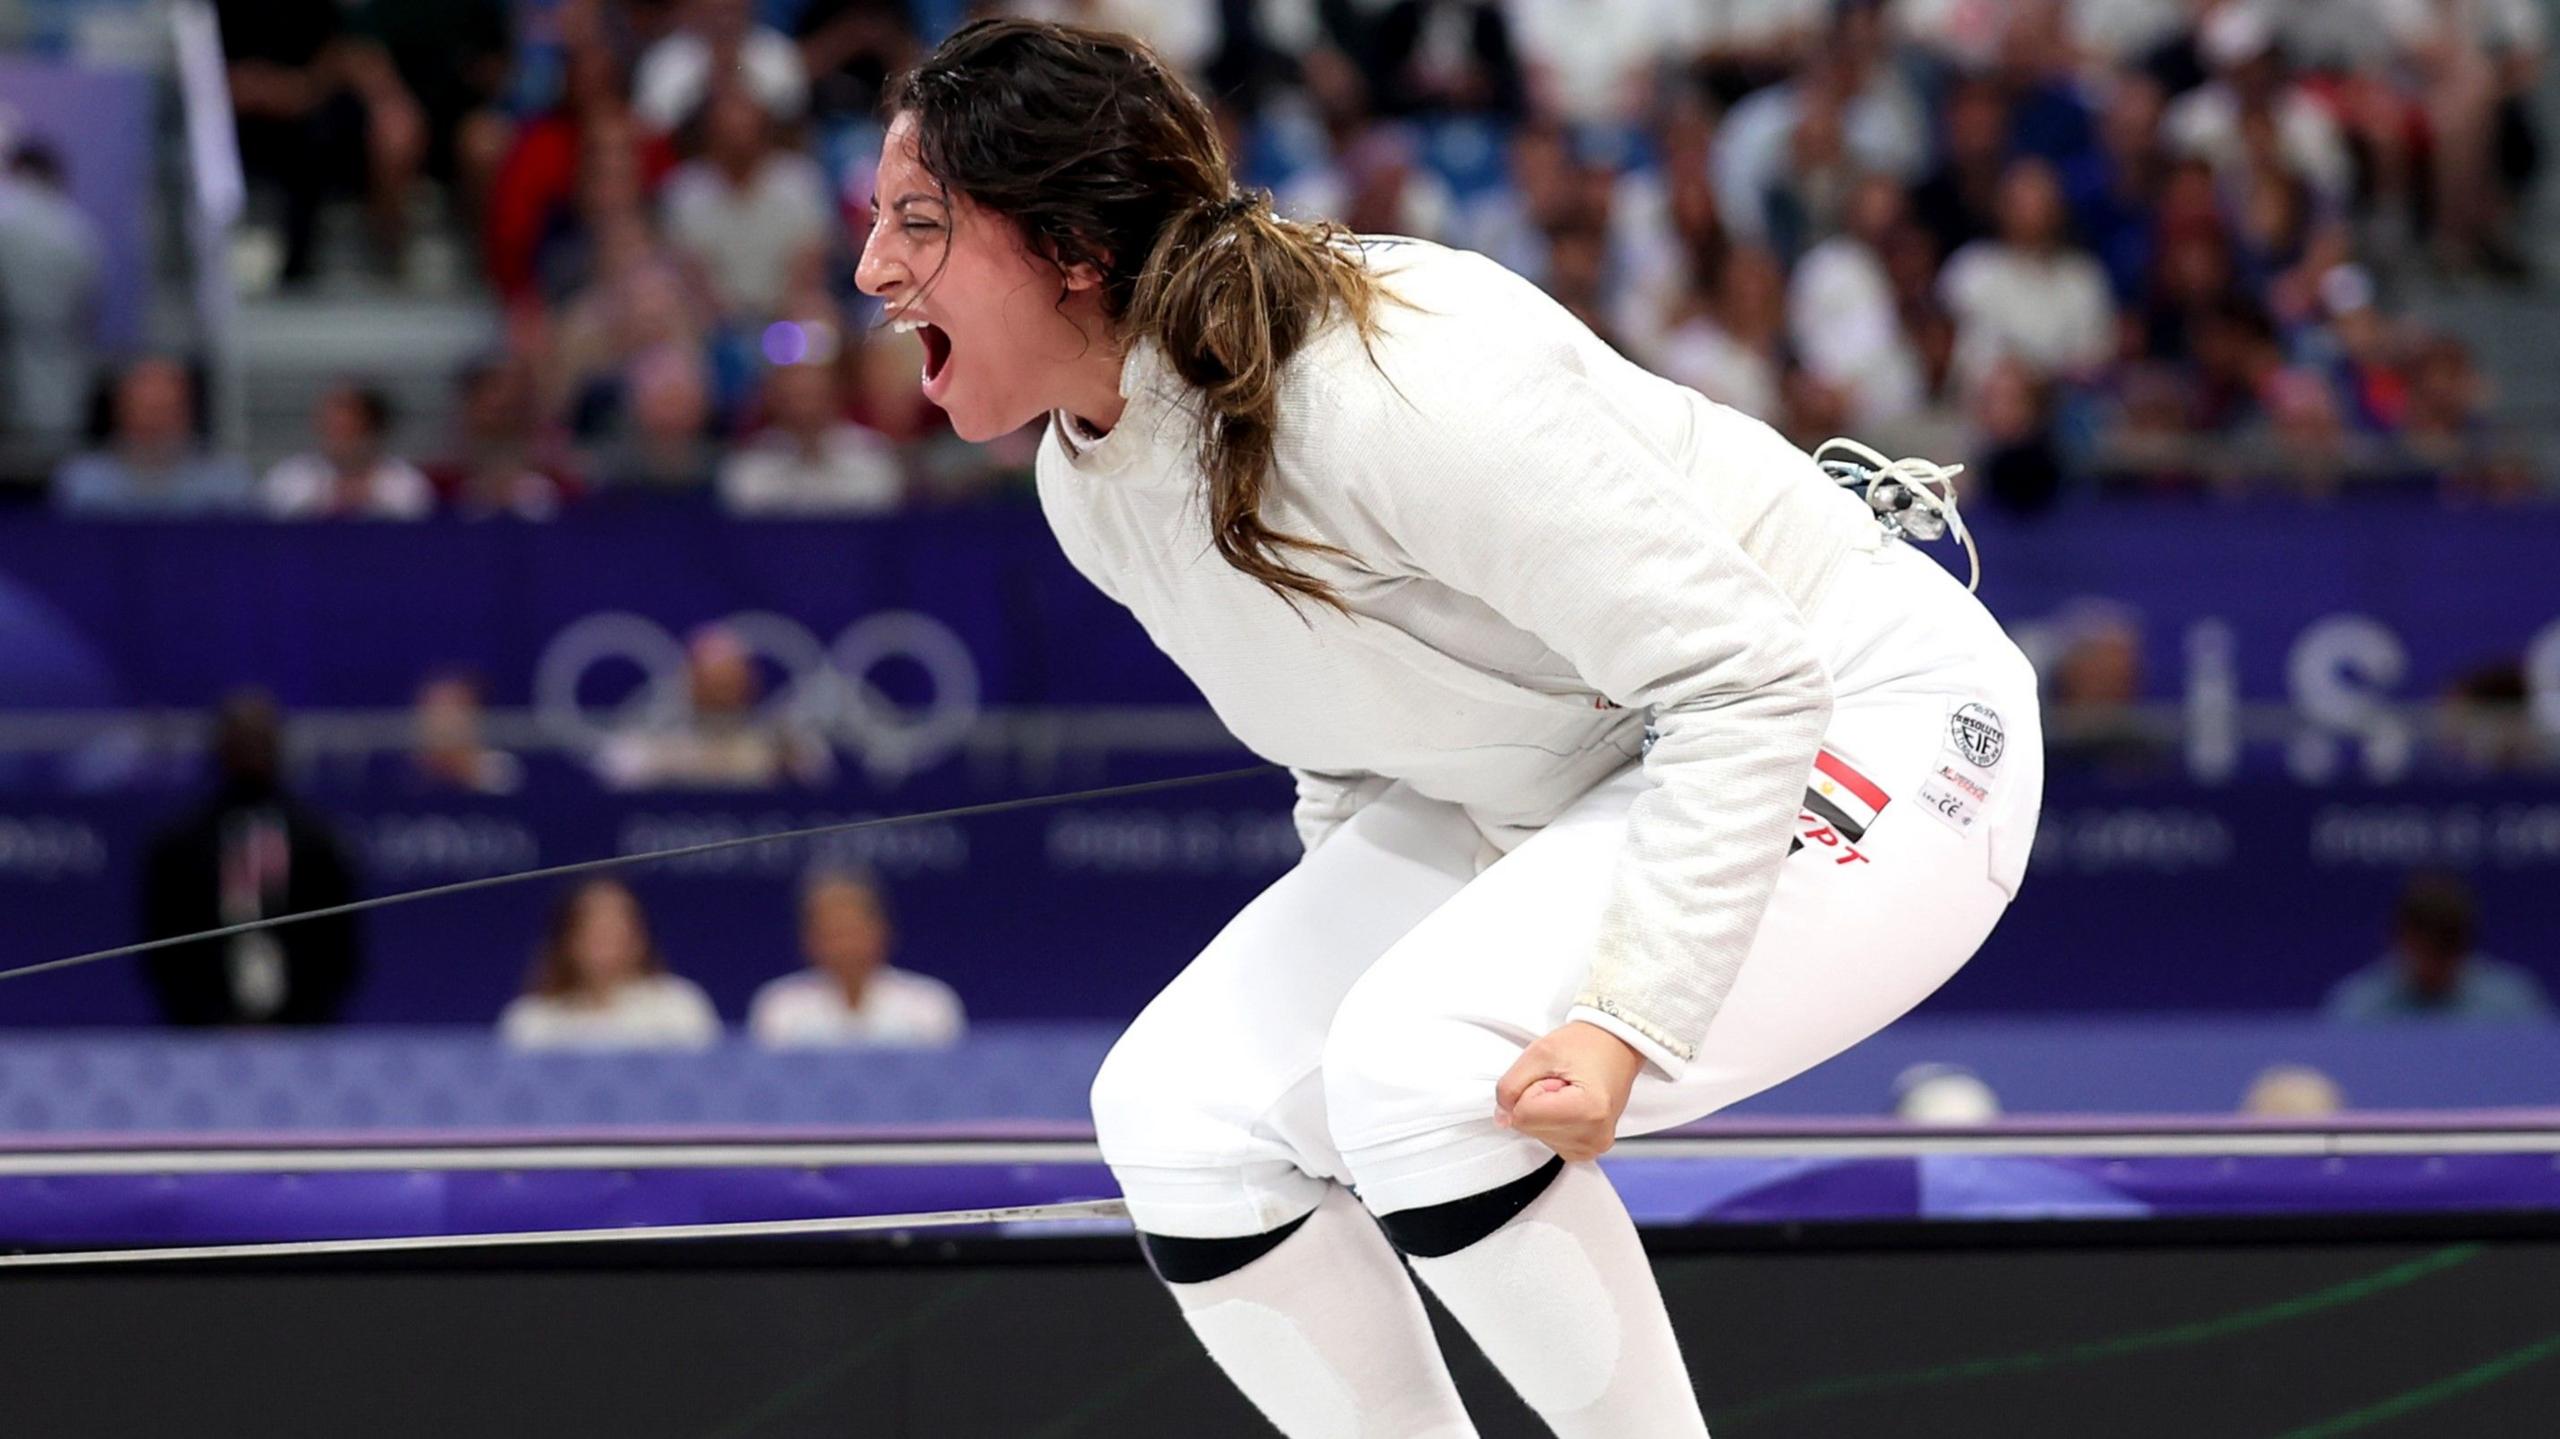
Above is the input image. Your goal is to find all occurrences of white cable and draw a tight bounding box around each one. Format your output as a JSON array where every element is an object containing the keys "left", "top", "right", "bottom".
[
  {"left": 0, "top": 1197, "right": 1131, "bottom": 1271},
  {"left": 1814, "top": 436, "right": 1980, "bottom": 593}
]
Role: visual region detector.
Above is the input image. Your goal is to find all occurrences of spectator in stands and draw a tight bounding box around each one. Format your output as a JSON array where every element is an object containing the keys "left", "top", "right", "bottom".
[
  {"left": 482, "top": 41, "right": 678, "bottom": 305},
  {"left": 594, "top": 343, "right": 720, "bottom": 494},
  {"left": 1357, "top": 0, "right": 1527, "bottom": 123},
  {"left": 1457, "top": 120, "right": 1579, "bottom": 287},
  {"left": 1540, "top": 224, "right": 1623, "bottom": 353},
  {"left": 1715, "top": 3, "right": 1929, "bottom": 252},
  {"left": 2398, "top": 333, "right": 2537, "bottom": 500},
  {"left": 409, "top": 669, "right": 522, "bottom": 795},
  {"left": 2323, "top": 870, "right": 2552, "bottom": 1022},
  {"left": 748, "top": 869, "right": 966, "bottom": 1048},
  {"left": 426, "top": 355, "right": 580, "bottom": 519},
  {"left": 719, "top": 357, "right": 904, "bottom": 515},
  {"left": 2240, "top": 1064, "right": 2346, "bottom": 1118},
  {"left": 262, "top": 382, "right": 435, "bottom": 520},
  {"left": 2040, "top": 598, "right": 2173, "bottom": 775},
  {"left": 1656, "top": 243, "right": 1786, "bottom": 421},
  {"left": 500, "top": 877, "right": 721, "bottom": 1049},
  {"left": 1876, "top": 218, "right": 1967, "bottom": 456},
  {"left": 2161, "top": 5, "right": 2353, "bottom": 210},
  {"left": 595, "top": 621, "right": 833, "bottom": 789},
  {"left": 2382, "top": 0, "right": 2547, "bottom": 281},
  {"left": 662, "top": 85, "right": 833, "bottom": 327},
  {"left": 1991, "top": 0, "right": 2098, "bottom": 167},
  {"left": 214, "top": 0, "right": 428, "bottom": 285},
  {"left": 140, "top": 688, "right": 362, "bottom": 1026},
  {"left": 52, "top": 358, "right": 255, "bottom": 517},
  {"left": 549, "top": 224, "right": 714, "bottom": 440},
  {"left": 2316, "top": 265, "right": 2410, "bottom": 434},
  {"left": 350, "top": 0, "right": 516, "bottom": 235},
  {"left": 1280, "top": 122, "right": 1458, "bottom": 244},
  {"left": 1506, "top": 0, "right": 1675, "bottom": 129},
  {"left": 1966, "top": 355, "right": 2068, "bottom": 511},
  {"left": 795, "top": 0, "right": 921, "bottom": 125},
  {"left": 2065, "top": 71, "right": 2172, "bottom": 304},
  {"left": 1788, "top": 173, "right": 1926, "bottom": 430},
  {"left": 1911, "top": 76, "right": 2013, "bottom": 261},
  {"left": 0, "top": 140, "right": 103, "bottom": 489},
  {"left": 1941, "top": 158, "right": 2116, "bottom": 397},
  {"left": 2250, "top": 364, "right": 2373, "bottom": 496},
  {"left": 2134, "top": 174, "right": 2242, "bottom": 372},
  {"left": 2432, "top": 660, "right": 2544, "bottom": 773},
  {"left": 633, "top": 0, "right": 809, "bottom": 134}
]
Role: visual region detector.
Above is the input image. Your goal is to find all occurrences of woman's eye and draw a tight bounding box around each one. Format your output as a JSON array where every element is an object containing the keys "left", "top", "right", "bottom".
[{"left": 901, "top": 221, "right": 942, "bottom": 237}]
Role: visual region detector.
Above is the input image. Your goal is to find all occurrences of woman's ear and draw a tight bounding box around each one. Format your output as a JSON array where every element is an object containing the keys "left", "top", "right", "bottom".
[{"left": 1060, "top": 259, "right": 1107, "bottom": 294}]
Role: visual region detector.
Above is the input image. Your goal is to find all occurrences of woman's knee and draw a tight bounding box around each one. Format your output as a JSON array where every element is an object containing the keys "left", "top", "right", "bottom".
[{"left": 1089, "top": 1017, "right": 1192, "bottom": 1163}]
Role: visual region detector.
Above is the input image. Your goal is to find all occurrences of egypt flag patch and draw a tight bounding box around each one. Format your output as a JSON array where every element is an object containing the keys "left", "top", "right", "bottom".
[{"left": 1790, "top": 749, "right": 1889, "bottom": 862}]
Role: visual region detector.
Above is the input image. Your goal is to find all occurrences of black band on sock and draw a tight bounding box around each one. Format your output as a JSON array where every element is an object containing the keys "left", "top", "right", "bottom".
[
  {"left": 1375, "top": 1156, "right": 1566, "bottom": 1259},
  {"left": 1138, "top": 1207, "right": 1317, "bottom": 1285}
]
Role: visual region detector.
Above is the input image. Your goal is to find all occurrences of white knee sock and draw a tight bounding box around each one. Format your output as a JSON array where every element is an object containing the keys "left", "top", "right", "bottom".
[
  {"left": 1162, "top": 1183, "right": 1478, "bottom": 1439},
  {"left": 1402, "top": 1162, "right": 1709, "bottom": 1438}
]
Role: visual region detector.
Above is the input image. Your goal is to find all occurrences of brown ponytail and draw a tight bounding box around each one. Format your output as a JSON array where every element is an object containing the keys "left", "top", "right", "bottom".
[{"left": 887, "top": 18, "right": 1397, "bottom": 615}]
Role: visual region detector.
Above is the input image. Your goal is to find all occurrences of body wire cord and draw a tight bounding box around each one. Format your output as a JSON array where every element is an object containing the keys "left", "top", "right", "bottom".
[{"left": 0, "top": 763, "right": 1282, "bottom": 987}]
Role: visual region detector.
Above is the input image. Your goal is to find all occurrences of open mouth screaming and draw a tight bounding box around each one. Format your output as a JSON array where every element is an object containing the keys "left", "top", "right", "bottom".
[{"left": 891, "top": 314, "right": 953, "bottom": 398}]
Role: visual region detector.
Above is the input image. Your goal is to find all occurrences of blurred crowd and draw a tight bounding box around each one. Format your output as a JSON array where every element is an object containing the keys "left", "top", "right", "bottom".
[
  {"left": 0, "top": 0, "right": 2553, "bottom": 511},
  {"left": 145, "top": 687, "right": 967, "bottom": 1047}
]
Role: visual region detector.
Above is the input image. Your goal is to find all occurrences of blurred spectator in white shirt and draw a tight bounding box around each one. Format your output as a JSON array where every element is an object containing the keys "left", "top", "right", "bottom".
[
  {"left": 749, "top": 870, "right": 966, "bottom": 1049},
  {"left": 2161, "top": 5, "right": 2354, "bottom": 207},
  {"left": 1657, "top": 243, "right": 1787, "bottom": 420},
  {"left": 1940, "top": 158, "right": 2116, "bottom": 395},
  {"left": 720, "top": 360, "right": 904, "bottom": 516},
  {"left": 1789, "top": 173, "right": 1928, "bottom": 429},
  {"left": 262, "top": 383, "right": 435, "bottom": 520},
  {"left": 500, "top": 878, "right": 722, "bottom": 1049},
  {"left": 634, "top": 0, "right": 809, "bottom": 134},
  {"left": 0, "top": 141, "right": 102, "bottom": 485},
  {"left": 2064, "top": 0, "right": 2190, "bottom": 64},
  {"left": 1506, "top": 0, "right": 1685, "bottom": 128},
  {"left": 596, "top": 620, "right": 835, "bottom": 790},
  {"left": 596, "top": 343, "right": 721, "bottom": 495},
  {"left": 53, "top": 358, "right": 255, "bottom": 517},
  {"left": 662, "top": 85, "right": 831, "bottom": 327},
  {"left": 1714, "top": 4, "right": 1931, "bottom": 250}
]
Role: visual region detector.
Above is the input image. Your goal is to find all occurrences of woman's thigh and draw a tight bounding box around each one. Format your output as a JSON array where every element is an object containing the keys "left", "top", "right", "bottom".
[
  {"left": 1088, "top": 781, "right": 1482, "bottom": 1184},
  {"left": 1323, "top": 677, "right": 2041, "bottom": 1165}
]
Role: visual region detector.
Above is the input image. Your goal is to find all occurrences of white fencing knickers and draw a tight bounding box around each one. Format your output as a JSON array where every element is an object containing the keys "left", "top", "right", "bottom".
[{"left": 1089, "top": 538, "right": 2044, "bottom": 1234}]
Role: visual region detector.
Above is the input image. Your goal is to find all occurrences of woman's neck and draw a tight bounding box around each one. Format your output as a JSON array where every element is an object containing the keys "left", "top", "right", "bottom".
[{"left": 1057, "top": 333, "right": 1131, "bottom": 437}]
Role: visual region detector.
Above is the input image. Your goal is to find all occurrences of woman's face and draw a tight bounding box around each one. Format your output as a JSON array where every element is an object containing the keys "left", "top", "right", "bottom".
[
  {"left": 802, "top": 882, "right": 889, "bottom": 987},
  {"left": 567, "top": 885, "right": 648, "bottom": 990},
  {"left": 853, "top": 113, "right": 1108, "bottom": 442}
]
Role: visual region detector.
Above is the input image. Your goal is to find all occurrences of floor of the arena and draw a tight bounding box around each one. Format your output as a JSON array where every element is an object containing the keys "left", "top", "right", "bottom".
[{"left": 6, "top": 1116, "right": 2560, "bottom": 1437}]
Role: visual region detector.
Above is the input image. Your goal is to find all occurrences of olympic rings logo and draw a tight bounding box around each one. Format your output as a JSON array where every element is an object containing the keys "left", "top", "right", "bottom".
[{"left": 532, "top": 610, "right": 983, "bottom": 782}]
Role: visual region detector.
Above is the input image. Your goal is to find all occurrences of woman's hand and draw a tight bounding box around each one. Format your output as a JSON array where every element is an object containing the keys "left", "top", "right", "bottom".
[{"left": 1494, "top": 1021, "right": 1645, "bottom": 1162}]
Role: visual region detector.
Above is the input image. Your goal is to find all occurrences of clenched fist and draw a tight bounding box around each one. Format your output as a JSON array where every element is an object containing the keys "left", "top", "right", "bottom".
[{"left": 1494, "top": 1020, "right": 1645, "bottom": 1162}]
